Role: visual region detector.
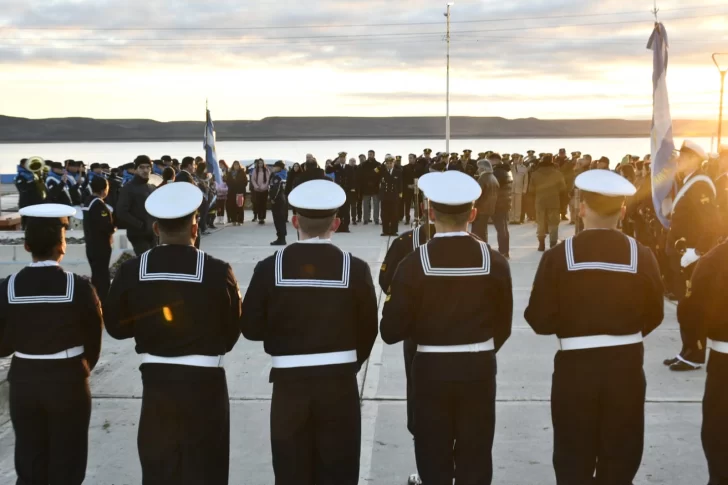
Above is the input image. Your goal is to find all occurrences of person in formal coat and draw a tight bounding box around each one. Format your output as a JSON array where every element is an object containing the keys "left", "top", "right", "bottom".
[{"left": 82, "top": 177, "right": 115, "bottom": 301}]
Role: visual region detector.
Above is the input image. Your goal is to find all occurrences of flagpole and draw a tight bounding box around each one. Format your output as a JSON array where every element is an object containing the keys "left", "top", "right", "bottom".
[{"left": 445, "top": 3, "right": 453, "bottom": 155}]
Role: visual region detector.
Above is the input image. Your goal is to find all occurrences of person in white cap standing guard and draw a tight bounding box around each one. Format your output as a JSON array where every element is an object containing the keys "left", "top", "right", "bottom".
[
  {"left": 103, "top": 182, "right": 243, "bottom": 484},
  {"left": 663, "top": 140, "right": 721, "bottom": 371},
  {"left": 241, "top": 179, "right": 378, "bottom": 485},
  {"left": 381, "top": 170, "right": 513, "bottom": 485},
  {"left": 525, "top": 169, "right": 665, "bottom": 485},
  {"left": 0, "top": 204, "right": 104, "bottom": 485}
]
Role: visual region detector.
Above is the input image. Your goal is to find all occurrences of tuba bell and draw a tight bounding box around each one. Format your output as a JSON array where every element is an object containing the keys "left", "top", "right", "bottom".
[
  {"left": 26, "top": 156, "right": 48, "bottom": 201},
  {"left": 27, "top": 156, "right": 44, "bottom": 174}
]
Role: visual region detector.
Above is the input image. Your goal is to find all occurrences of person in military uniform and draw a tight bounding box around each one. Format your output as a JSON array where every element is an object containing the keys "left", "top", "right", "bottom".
[
  {"left": 381, "top": 171, "right": 513, "bottom": 485},
  {"left": 676, "top": 238, "right": 728, "bottom": 484},
  {"left": 269, "top": 161, "right": 288, "bottom": 245},
  {"left": 103, "top": 183, "right": 243, "bottom": 485},
  {"left": 45, "top": 161, "right": 74, "bottom": 206},
  {"left": 241, "top": 180, "right": 378, "bottom": 485},
  {"left": 418, "top": 148, "right": 433, "bottom": 168},
  {"left": 0, "top": 204, "right": 104, "bottom": 485},
  {"left": 380, "top": 154, "right": 403, "bottom": 236},
  {"left": 664, "top": 140, "right": 721, "bottom": 371},
  {"left": 401, "top": 154, "right": 418, "bottom": 225},
  {"left": 326, "top": 152, "right": 356, "bottom": 233},
  {"left": 447, "top": 153, "right": 461, "bottom": 171},
  {"left": 15, "top": 158, "right": 46, "bottom": 228},
  {"left": 529, "top": 154, "right": 567, "bottom": 251},
  {"left": 715, "top": 145, "right": 728, "bottom": 238},
  {"left": 82, "top": 176, "right": 115, "bottom": 301},
  {"left": 525, "top": 170, "right": 664, "bottom": 485}
]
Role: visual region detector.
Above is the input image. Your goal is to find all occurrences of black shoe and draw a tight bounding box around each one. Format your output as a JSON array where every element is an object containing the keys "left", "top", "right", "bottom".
[
  {"left": 375, "top": 221, "right": 380, "bottom": 225},
  {"left": 336, "top": 228, "right": 351, "bottom": 233},
  {"left": 538, "top": 241, "right": 546, "bottom": 252},
  {"left": 381, "top": 233, "right": 388, "bottom": 237},
  {"left": 258, "top": 220, "right": 265, "bottom": 225},
  {"left": 202, "top": 231, "right": 211, "bottom": 236},
  {"left": 253, "top": 217, "right": 258, "bottom": 222},
  {"left": 663, "top": 356, "right": 679, "bottom": 366},
  {"left": 407, "top": 474, "right": 423, "bottom": 485},
  {"left": 669, "top": 361, "right": 702, "bottom": 372},
  {"left": 270, "top": 239, "right": 287, "bottom": 246},
  {"left": 352, "top": 221, "right": 358, "bottom": 225},
  {"left": 364, "top": 221, "right": 370, "bottom": 225},
  {"left": 209, "top": 223, "right": 217, "bottom": 229}
]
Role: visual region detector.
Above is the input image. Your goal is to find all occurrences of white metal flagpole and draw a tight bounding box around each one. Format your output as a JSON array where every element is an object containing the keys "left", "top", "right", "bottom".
[{"left": 445, "top": 3, "right": 453, "bottom": 155}]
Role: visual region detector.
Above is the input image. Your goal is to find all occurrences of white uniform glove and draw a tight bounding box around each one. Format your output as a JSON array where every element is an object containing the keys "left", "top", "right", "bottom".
[{"left": 681, "top": 248, "right": 700, "bottom": 268}]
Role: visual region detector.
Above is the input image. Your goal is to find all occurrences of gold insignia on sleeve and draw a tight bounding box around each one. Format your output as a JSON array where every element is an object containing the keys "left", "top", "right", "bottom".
[
  {"left": 385, "top": 294, "right": 392, "bottom": 302},
  {"left": 698, "top": 340, "right": 703, "bottom": 350},
  {"left": 101, "top": 211, "right": 108, "bottom": 217},
  {"left": 685, "top": 279, "right": 692, "bottom": 298},
  {"left": 701, "top": 195, "right": 710, "bottom": 205},
  {"left": 381, "top": 264, "right": 387, "bottom": 272}
]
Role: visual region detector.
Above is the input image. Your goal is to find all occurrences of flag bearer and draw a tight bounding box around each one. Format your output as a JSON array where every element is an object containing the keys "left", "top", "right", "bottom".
[
  {"left": 381, "top": 170, "right": 513, "bottom": 485},
  {"left": 0, "top": 204, "right": 103, "bottom": 485},
  {"left": 525, "top": 170, "right": 664, "bottom": 485},
  {"left": 241, "top": 179, "right": 379, "bottom": 485},
  {"left": 103, "top": 182, "right": 243, "bottom": 485}
]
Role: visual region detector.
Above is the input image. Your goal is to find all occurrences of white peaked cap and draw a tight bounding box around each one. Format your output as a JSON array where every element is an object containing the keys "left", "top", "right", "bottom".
[
  {"left": 418, "top": 170, "right": 482, "bottom": 211},
  {"left": 19, "top": 203, "right": 76, "bottom": 218},
  {"left": 681, "top": 140, "right": 707, "bottom": 161},
  {"left": 288, "top": 179, "right": 346, "bottom": 217},
  {"left": 145, "top": 182, "right": 202, "bottom": 219},
  {"left": 575, "top": 169, "right": 637, "bottom": 197}
]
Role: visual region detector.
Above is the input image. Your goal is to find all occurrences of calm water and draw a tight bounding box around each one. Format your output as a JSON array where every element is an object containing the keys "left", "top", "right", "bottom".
[{"left": 0, "top": 137, "right": 716, "bottom": 174}]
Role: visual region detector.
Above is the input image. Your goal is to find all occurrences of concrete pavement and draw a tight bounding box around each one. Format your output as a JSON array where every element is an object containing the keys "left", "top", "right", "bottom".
[{"left": 0, "top": 214, "right": 709, "bottom": 484}]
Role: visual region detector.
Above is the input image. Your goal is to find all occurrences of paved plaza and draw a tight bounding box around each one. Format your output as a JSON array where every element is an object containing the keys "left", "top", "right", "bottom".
[{"left": 0, "top": 214, "right": 709, "bottom": 484}]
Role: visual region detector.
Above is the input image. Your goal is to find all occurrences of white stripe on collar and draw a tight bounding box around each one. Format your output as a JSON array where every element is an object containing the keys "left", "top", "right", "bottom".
[
  {"left": 420, "top": 236, "right": 490, "bottom": 277},
  {"left": 8, "top": 271, "right": 74, "bottom": 304},
  {"left": 28, "top": 261, "right": 60, "bottom": 267},
  {"left": 275, "top": 246, "right": 351, "bottom": 288},
  {"left": 139, "top": 248, "right": 205, "bottom": 283},
  {"left": 82, "top": 197, "right": 104, "bottom": 212},
  {"left": 565, "top": 234, "right": 638, "bottom": 273},
  {"left": 433, "top": 231, "right": 469, "bottom": 238},
  {"left": 296, "top": 237, "right": 333, "bottom": 245},
  {"left": 672, "top": 174, "right": 716, "bottom": 212},
  {"left": 413, "top": 226, "right": 422, "bottom": 250}
]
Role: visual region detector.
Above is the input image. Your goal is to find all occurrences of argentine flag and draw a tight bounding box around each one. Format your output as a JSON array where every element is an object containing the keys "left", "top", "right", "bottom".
[
  {"left": 204, "top": 107, "right": 223, "bottom": 185},
  {"left": 647, "top": 23, "right": 676, "bottom": 228}
]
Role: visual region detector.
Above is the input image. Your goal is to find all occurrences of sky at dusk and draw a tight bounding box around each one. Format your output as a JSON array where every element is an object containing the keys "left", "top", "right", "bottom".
[{"left": 1, "top": 0, "right": 727, "bottom": 121}]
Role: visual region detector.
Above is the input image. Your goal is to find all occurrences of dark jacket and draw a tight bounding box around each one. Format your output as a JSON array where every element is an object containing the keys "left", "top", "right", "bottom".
[
  {"left": 358, "top": 159, "right": 382, "bottom": 196},
  {"left": 269, "top": 172, "right": 286, "bottom": 204},
  {"left": 476, "top": 171, "right": 500, "bottom": 217},
  {"left": 226, "top": 169, "right": 248, "bottom": 196},
  {"left": 326, "top": 162, "right": 357, "bottom": 191},
  {"left": 14, "top": 166, "right": 45, "bottom": 208},
  {"left": 492, "top": 162, "right": 513, "bottom": 213},
  {"left": 82, "top": 195, "right": 115, "bottom": 249},
  {"left": 379, "top": 167, "right": 402, "bottom": 200},
  {"left": 45, "top": 172, "right": 74, "bottom": 206},
  {"left": 293, "top": 166, "right": 327, "bottom": 188},
  {"left": 529, "top": 163, "right": 566, "bottom": 210},
  {"left": 115, "top": 175, "right": 155, "bottom": 238},
  {"left": 285, "top": 169, "right": 302, "bottom": 196}
]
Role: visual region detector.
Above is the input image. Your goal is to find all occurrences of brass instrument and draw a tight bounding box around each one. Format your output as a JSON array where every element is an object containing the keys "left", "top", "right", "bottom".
[{"left": 26, "top": 156, "right": 47, "bottom": 201}]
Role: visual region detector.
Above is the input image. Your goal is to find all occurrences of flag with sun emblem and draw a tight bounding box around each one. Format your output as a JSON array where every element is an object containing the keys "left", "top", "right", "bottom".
[{"left": 204, "top": 104, "right": 223, "bottom": 185}]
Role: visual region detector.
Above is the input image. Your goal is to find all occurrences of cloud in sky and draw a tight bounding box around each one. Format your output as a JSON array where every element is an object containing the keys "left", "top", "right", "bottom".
[{"left": 0, "top": 0, "right": 726, "bottom": 120}]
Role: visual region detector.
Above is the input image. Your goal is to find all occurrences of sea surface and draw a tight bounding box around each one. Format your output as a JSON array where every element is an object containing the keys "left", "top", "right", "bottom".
[{"left": 0, "top": 137, "right": 717, "bottom": 174}]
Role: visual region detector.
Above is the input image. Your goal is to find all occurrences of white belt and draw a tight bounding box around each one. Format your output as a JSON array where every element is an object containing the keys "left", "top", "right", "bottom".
[
  {"left": 14, "top": 345, "right": 84, "bottom": 360},
  {"left": 417, "top": 339, "right": 495, "bottom": 353},
  {"left": 559, "top": 332, "right": 643, "bottom": 351},
  {"left": 140, "top": 354, "right": 225, "bottom": 368},
  {"left": 708, "top": 339, "right": 728, "bottom": 354},
  {"left": 271, "top": 350, "right": 357, "bottom": 369}
]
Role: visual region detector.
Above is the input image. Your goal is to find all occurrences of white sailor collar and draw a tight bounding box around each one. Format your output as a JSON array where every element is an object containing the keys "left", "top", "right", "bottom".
[
  {"left": 28, "top": 261, "right": 60, "bottom": 267},
  {"left": 296, "top": 237, "right": 333, "bottom": 245},
  {"left": 433, "top": 231, "right": 469, "bottom": 238}
]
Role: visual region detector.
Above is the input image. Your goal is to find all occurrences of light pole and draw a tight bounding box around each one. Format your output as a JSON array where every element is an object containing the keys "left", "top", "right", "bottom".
[
  {"left": 713, "top": 53, "right": 728, "bottom": 147},
  {"left": 445, "top": 2, "right": 454, "bottom": 155}
]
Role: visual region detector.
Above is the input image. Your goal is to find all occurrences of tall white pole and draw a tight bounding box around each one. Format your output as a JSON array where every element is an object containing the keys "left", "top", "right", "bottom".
[{"left": 446, "top": 4, "right": 452, "bottom": 155}]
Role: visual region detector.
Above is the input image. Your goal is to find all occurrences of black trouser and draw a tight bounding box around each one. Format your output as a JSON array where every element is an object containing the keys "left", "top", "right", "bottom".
[
  {"left": 403, "top": 339, "right": 417, "bottom": 436},
  {"left": 10, "top": 377, "right": 91, "bottom": 485},
  {"left": 272, "top": 200, "right": 288, "bottom": 240},
  {"left": 129, "top": 236, "right": 156, "bottom": 256},
  {"left": 86, "top": 244, "right": 111, "bottom": 301},
  {"left": 253, "top": 191, "right": 268, "bottom": 221},
  {"left": 414, "top": 364, "right": 496, "bottom": 485},
  {"left": 381, "top": 196, "right": 398, "bottom": 235},
  {"left": 678, "top": 263, "right": 707, "bottom": 364},
  {"left": 338, "top": 193, "right": 351, "bottom": 230},
  {"left": 552, "top": 346, "right": 645, "bottom": 485},
  {"left": 402, "top": 189, "right": 414, "bottom": 222},
  {"left": 703, "top": 352, "right": 728, "bottom": 484},
  {"left": 471, "top": 213, "right": 490, "bottom": 243},
  {"left": 356, "top": 193, "right": 363, "bottom": 221},
  {"left": 492, "top": 210, "right": 510, "bottom": 255},
  {"left": 198, "top": 199, "right": 210, "bottom": 233},
  {"left": 226, "top": 195, "right": 244, "bottom": 224},
  {"left": 350, "top": 191, "right": 359, "bottom": 222},
  {"left": 271, "top": 375, "right": 361, "bottom": 485},
  {"left": 138, "top": 365, "right": 230, "bottom": 485}
]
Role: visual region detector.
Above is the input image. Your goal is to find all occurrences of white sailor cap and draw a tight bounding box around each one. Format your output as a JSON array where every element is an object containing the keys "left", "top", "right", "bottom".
[
  {"left": 418, "top": 170, "right": 482, "bottom": 214},
  {"left": 575, "top": 169, "right": 636, "bottom": 197},
  {"left": 19, "top": 203, "right": 77, "bottom": 219},
  {"left": 288, "top": 179, "right": 346, "bottom": 218},
  {"left": 144, "top": 182, "right": 202, "bottom": 219},
  {"left": 680, "top": 140, "right": 707, "bottom": 161},
  {"left": 384, "top": 154, "right": 394, "bottom": 161}
]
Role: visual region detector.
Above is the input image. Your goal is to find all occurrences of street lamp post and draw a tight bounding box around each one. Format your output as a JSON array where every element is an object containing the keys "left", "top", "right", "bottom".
[
  {"left": 712, "top": 53, "right": 728, "bottom": 147},
  {"left": 445, "top": 3, "right": 453, "bottom": 155}
]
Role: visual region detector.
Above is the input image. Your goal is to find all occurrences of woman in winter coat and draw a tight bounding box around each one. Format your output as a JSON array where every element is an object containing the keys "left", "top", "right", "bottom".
[
  {"left": 216, "top": 160, "right": 229, "bottom": 225},
  {"left": 250, "top": 159, "right": 271, "bottom": 224},
  {"left": 226, "top": 161, "right": 248, "bottom": 226}
]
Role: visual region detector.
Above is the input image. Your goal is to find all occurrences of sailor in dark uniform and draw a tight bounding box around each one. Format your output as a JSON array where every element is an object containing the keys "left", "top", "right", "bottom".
[
  {"left": 380, "top": 154, "right": 403, "bottom": 237},
  {"left": 241, "top": 179, "right": 379, "bottom": 485},
  {"left": 401, "top": 154, "right": 418, "bottom": 225},
  {"left": 45, "top": 162, "right": 74, "bottom": 206},
  {"left": 103, "top": 183, "right": 242, "bottom": 485},
  {"left": 715, "top": 145, "right": 728, "bottom": 238},
  {"left": 82, "top": 176, "right": 115, "bottom": 301},
  {"left": 664, "top": 140, "right": 721, "bottom": 371},
  {"left": 525, "top": 170, "right": 664, "bottom": 485},
  {"left": 381, "top": 171, "right": 513, "bottom": 485},
  {"left": 0, "top": 204, "right": 103, "bottom": 485},
  {"left": 677, "top": 238, "right": 728, "bottom": 484}
]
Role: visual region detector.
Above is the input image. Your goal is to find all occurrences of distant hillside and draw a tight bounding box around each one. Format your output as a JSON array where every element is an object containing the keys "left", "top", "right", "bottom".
[{"left": 0, "top": 115, "right": 716, "bottom": 142}]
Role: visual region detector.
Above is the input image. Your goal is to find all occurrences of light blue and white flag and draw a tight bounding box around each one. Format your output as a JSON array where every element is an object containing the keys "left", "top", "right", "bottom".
[
  {"left": 647, "top": 23, "right": 676, "bottom": 228},
  {"left": 204, "top": 107, "right": 223, "bottom": 185}
]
